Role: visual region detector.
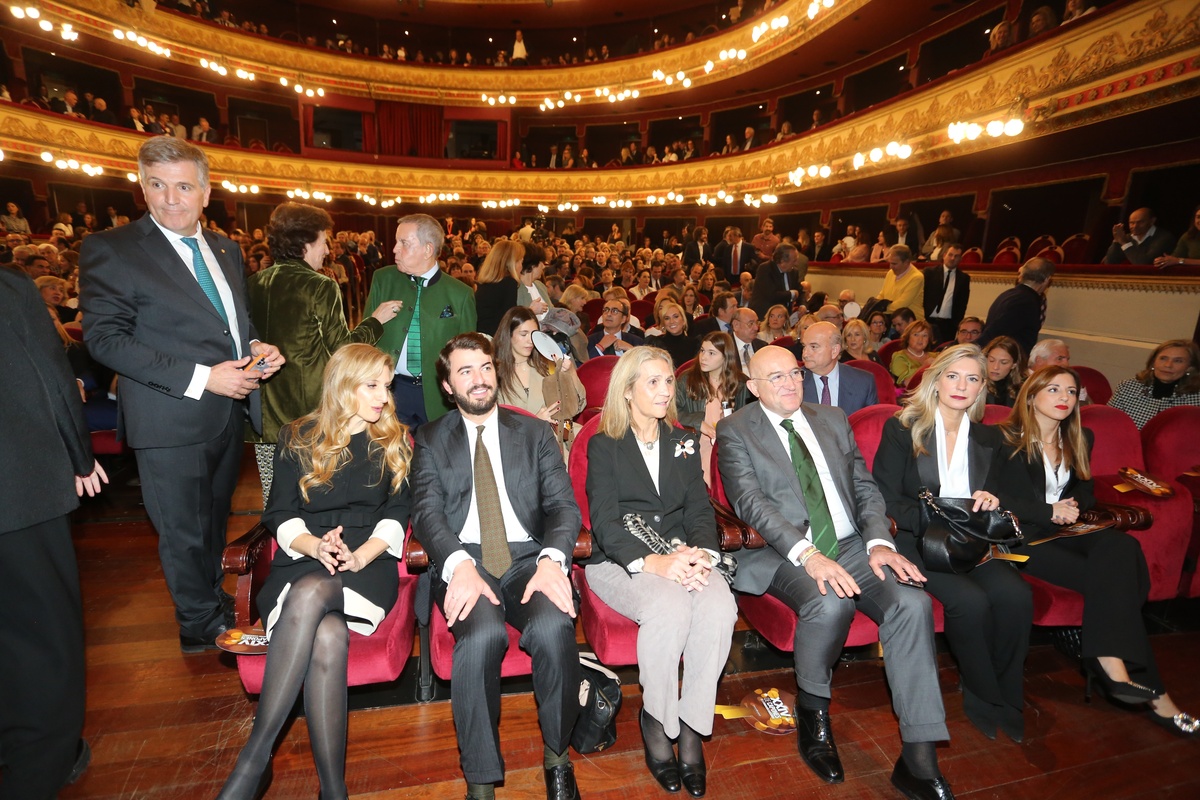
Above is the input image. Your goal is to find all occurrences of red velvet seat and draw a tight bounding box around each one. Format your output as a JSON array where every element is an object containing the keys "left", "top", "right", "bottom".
[
  {"left": 876, "top": 339, "right": 904, "bottom": 371},
  {"left": 1060, "top": 233, "right": 1091, "bottom": 264},
  {"left": 960, "top": 247, "right": 983, "bottom": 265},
  {"left": 769, "top": 335, "right": 794, "bottom": 348},
  {"left": 992, "top": 246, "right": 1021, "bottom": 265},
  {"left": 1035, "top": 245, "right": 1064, "bottom": 264},
  {"left": 222, "top": 526, "right": 418, "bottom": 695},
  {"left": 982, "top": 404, "right": 1012, "bottom": 425},
  {"left": 1072, "top": 365, "right": 1113, "bottom": 405},
  {"left": 630, "top": 299, "right": 654, "bottom": 322},
  {"left": 675, "top": 358, "right": 695, "bottom": 378},
  {"left": 1081, "top": 405, "right": 1193, "bottom": 600},
  {"left": 576, "top": 355, "right": 619, "bottom": 418},
  {"left": 582, "top": 298, "right": 605, "bottom": 329},
  {"left": 846, "top": 404, "right": 901, "bottom": 470},
  {"left": 90, "top": 429, "right": 125, "bottom": 456},
  {"left": 1025, "top": 235, "right": 1056, "bottom": 261},
  {"left": 994, "top": 236, "right": 1021, "bottom": 257},
  {"left": 905, "top": 365, "right": 929, "bottom": 393},
  {"left": 1140, "top": 406, "right": 1200, "bottom": 597},
  {"left": 851, "top": 359, "right": 902, "bottom": 406}
]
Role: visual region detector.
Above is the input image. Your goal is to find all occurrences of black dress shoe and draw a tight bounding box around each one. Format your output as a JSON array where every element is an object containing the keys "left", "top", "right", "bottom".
[
  {"left": 640, "top": 710, "right": 681, "bottom": 793},
  {"left": 795, "top": 708, "right": 843, "bottom": 784},
  {"left": 544, "top": 762, "right": 581, "bottom": 800},
  {"left": 180, "top": 622, "right": 228, "bottom": 654},
  {"left": 960, "top": 688, "right": 997, "bottom": 740},
  {"left": 218, "top": 590, "right": 236, "bottom": 627},
  {"left": 890, "top": 756, "right": 954, "bottom": 800},
  {"left": 679, "top": 761, "right": 706, "bottom": 798},
  {"left": 65, "top": 739, "right": 91, "bottom": 785}
]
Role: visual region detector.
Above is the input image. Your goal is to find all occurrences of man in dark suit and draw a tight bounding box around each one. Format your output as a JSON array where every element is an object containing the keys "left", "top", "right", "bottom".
[
  {"left": 731, "top": 307, "right": 766, "bottom": 372},
  {"left": 50, "top": 89, "right": 85, "bottom": 118},
  {"left": 978, "top": 257, "right": 1055, "bottom": 355},
  {"left": 886, "top": 217, "right": 918, "bottom": 250},
  {"left": 80, "top": 138, "right": 285, "bottom": 654},
  {"left": 922, "top": 243, "right": 971, "bottom": 346},
  {"left": 750, "top": 242, "right": 807, "bottom": 316},
  {"left": 1102, "top": 207, "right": 1174, "bottom": 264},
  {"left": 691, "top": 291, "right": 739, "bottom": 338},
  {"left": 741, "top": 126, "right": 758, "bottom": 151},
  {"left": 811, "top": 230, "right": 832, "bottom": 262},
  {"left": 682, "top": 226, "right": 710, "bottom": 268},
  {"left": 191, "top": 117, "right": 216, "bottom": 143},
  {"left": 412, "top": 333, "right": 583, "bottom": 800},
  {"left": 716, "top": 227, "right": 756, "bottom": 278},
  {"left": 717, "top": 346, "right": 951, "bottom": 799},
  {"left": 0, "top": 270, "right": 107, "bottom": 798},
  {"left": 587, "top": 297, "right": 644, "bottom": 356},
  {"left": 796, "top": 322, "right": 878, "bottom": 414}
]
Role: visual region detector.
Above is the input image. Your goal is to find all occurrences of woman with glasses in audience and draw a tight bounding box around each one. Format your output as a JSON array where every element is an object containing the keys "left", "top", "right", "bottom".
[
  {"left": 996, "top": 366, "right": 1197, "bottom": 737},
  {"left": 585, "top": 346, "right": 736, "bottom": 797}
]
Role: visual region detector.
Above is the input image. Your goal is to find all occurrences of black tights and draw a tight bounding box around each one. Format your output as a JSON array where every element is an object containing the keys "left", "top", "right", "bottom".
[{"left": 217, "top": 572, "right": 350, "bottom": 800}]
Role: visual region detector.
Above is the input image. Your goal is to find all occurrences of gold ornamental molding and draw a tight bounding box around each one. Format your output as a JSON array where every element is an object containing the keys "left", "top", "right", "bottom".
[
  {"left": 3, "top": 0, "right": 1200, "bottom": 205},
  {"left": 35, "top": 0, "right": 857, "bottom": 106},
  {"left": 814, "top": 266, "right": 1200, "bottom": 294}
]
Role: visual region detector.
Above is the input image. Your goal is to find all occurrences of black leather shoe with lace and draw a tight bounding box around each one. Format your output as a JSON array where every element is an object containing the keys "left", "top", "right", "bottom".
[
  {"left": 795, "top": 708, "right": 843, "bottom": 784},
  {"left": 544, "top": 762, "right": 581, "bottom": 800}
]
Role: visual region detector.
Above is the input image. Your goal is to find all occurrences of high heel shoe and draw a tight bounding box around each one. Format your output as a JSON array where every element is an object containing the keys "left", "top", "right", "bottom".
[
  {"left": 216, "top": 757, "right": 273, "bottom": 800},
  {"left": 640, "top": 709, "right": 681, "bottom": 794},
  {"left": 677, "top": 722, "right": 706, "bottom": 798},
  {"left": 1146, "top": 709, "right": 1200, "bottom": 737},
  {"left": 960, "top": 688, "right": 997, "bottom": 741},
  {"left": 1082, "top": 658, "right": 1160, "bottom": 705}
]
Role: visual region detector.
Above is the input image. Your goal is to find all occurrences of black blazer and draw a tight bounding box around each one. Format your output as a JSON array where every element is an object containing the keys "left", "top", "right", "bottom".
[
  {"left": 978, "top": 284, "right": 1043, "bottom": 356},
  {"left": 585, "top": 422, "right": 718, "bottom": 568},
  {"left": 992, "top": 430, "right": 1095, "bottom": 539},
  {"left": 873, "top": 415, "right": 1008, "bottom": 538},
  {"left": 0, "top": 270, "right": 94, "bottom": 534},
  {"left": 474, "top": 276, "right": 519, "bottom": 336},
  {"left": 411, "top": 407, "right": 581, "bottom": 574},
  {"left": 750, "top": 259, "right": 805, "bottom": 316},
  {"left": 922, "top": 265, "right": 971, "bottom": 325}
]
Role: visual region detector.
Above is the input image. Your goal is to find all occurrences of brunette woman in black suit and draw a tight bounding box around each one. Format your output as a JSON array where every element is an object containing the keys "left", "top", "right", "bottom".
[
  {"left": 996, "top": 365, "right": 1197, "bottom": 737},
  {"left": 584, "top": 346, "right": 737, "bottom": 797},
  {"left": 873, "top": 344, "right": 1034, "bottom": 742}
]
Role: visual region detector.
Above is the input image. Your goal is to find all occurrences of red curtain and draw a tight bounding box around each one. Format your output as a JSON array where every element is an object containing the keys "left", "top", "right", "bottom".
[
  {"left": 301, "top": 105, "right": 314, "bottom": 148},
  {"left": 376, "top": 101, "right": 444, "bottom": 158},
  {"left": 361, "top": 112, "right": 377, "bottom": 153}
]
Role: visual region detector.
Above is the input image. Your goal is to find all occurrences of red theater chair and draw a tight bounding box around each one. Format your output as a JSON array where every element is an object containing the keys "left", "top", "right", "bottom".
[
  {"left": 1072, "top": 365, "right": 1113, "bottom": 405},
  {"left": 982, "top": 404, "right": 1012, "bottom": 425},
  {"left": 1140, "top": 406, "right": 1200, "bottom": 597},
  {"left": 960, "top": 247, "right": 984, "bottom": 265},
  {"left": 877, "top": 339, "right": 904, "bottom": 371},
  {"left": 1060, "top": 233, "right": 1091, "bottom": 264},
  {"left": 992, "top": 246, "right": 1022, "bottom": 265},
  {"left": 1025, "top": 235, "right": 1056, "bottom": 261},
  {"left": 1081, "top": 405, "right": 1193, "bottom": 600},
  {"left": 583, "top": 298, "right": 606, "bottom": 330},
  {"left": 995, "top": 236, "right": 1021, "bottom": 256},
  {"left": 222, "top": 524, "right": 418, "bottom": 694},
  {"left": 770, "top": 336, "right": 795, "bottom": 348},
  {"left": 851, "top": 359, "right": 903, "bottom": 406},
  {"left": 576, "top": 355, "right": 620, "bottom": 422},
  {"left": 675, "top": 358, "right": 695, "bottom": 378},
  {"left": 1035, "top": 245, "right": 1064, "bottom": 264},
  {"left": 630, "top": 299, "right": 654, "bottom": 322}
]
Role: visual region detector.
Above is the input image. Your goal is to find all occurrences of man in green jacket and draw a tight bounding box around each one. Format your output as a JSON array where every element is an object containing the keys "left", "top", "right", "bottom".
[{"left": 369, "top": 213, "right": 477, "bottom": 427}]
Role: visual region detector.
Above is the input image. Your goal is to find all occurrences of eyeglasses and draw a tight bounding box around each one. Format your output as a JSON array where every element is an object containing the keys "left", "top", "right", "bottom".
[
  {"left": 602, "top": 306, "right": 625, "bottom": 315},
  {"left": 751, "top": 368, "right": 804, "bottom": 387}
]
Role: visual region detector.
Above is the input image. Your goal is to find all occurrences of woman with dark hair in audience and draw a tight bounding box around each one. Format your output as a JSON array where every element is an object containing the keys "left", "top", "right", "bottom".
[
  {"left": 217, "top": 344, "right": 414, "bottom": 799},
  {"left": 983, "top": 336, "right": 1026, "bottom": 407},
  {"left": 493, "top": 306, "right": 585, "bottom": 456},
  {"left": 997, "top": 366, "right": 1197, "bottom": 736},
  {"left": 1156, "top": 204, "right": 1200, "bottom": 267},
  {"left": 247, "top": 202, "right": 401, "bottom": 505},
  {"left": 676, "top": 332, "right": 750, "bottom": 486},
  {"left": 866, "top": 310, "right": 892, "bottom": 347},
  {"left": 518, "top": 245, "right": 552, "bottom": 317},
  {"left": 1, "top": 201, "right": 30, "bottom": 235},
  {"left": 632, "top": 268, "right": 655, "bottom": 300},
  {"left": 474, "top": 239, "right": 524, "bottom": 335},
  {"left": 646, "top": 301, "right": 699, "bottom": 369},
  {"left": 680, "top": 285, "right": 706, "bottom": 321},
  {"left": 874, "top": 344, "right": 1033, "bottom": 741},
  {"left": 697, "top": 271, "right": 716, "bottom": 296},
  {"left": 889, "top": 319, "right": 935, "bottom": 386},
  {"left": 585, "top": 346, "right": 737, "bottom": 797},
  {"left": 1107, "top": 339, "right": 1200, "bottom": 429}
]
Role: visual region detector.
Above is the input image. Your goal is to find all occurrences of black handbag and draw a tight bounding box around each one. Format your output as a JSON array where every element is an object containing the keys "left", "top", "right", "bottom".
[
  {"left": 570, "top": 651, "right": 622, "bottom": 753},
  {"left": 622, "top": 513, "right": 737, "bottom": 586},
  {"left": 917, "top": 488, "right": 1023, "bottom": 574}
]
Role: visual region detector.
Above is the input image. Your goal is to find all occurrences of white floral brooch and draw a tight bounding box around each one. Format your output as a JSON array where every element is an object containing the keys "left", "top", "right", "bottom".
[{"left": 674, "top": 438, "right": 696, "bottom": 458}]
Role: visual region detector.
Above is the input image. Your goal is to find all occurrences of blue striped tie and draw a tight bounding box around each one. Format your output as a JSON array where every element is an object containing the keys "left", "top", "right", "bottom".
[{"left": 182, "top": 236, "right": 235, "bottom": 356}]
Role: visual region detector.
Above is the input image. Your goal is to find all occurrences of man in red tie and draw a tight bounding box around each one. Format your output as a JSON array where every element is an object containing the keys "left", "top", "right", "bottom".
[{"left": 796, "top": 322, "right": 877, "bottom": 415}]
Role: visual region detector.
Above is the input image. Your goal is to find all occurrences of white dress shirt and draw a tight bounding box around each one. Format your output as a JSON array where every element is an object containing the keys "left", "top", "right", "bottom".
[
  {"left": 930, "top": 267, "right": 957, "bottom": 320},
  {"left": 441, "top": 407, "right": 567, "bottom": 581},
  {"left": 148, "top": 217, "right": 244, "bottom": 399},
  {"left": 1042, "top": 448, "right": 1070, "bottom": 503},
  {"left": 760, "top": 405, "right": 895, "bottom": 563},
  {"left": 812, "top": 364, "right": 842, "bottom": 406},
  {"left": 935, "top": 411, "right": 972, "bottom": 498}
]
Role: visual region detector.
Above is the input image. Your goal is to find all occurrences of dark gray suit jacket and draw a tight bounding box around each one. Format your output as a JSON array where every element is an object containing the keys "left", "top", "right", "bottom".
[
  {"left": 716, "top": 402, "right": 893, "bottom": 593},
  {"left": 1102, "top": 227, "right": 1175, "bottom": 264},
  {"left": 411, "top": 407, "right": 581, "bottom": 575},
  {"left": 80, "top": 214, "right": 261, "bottom": 448},
  {"left": 802, "top": 362, "right": 878, "bottom": 415}
]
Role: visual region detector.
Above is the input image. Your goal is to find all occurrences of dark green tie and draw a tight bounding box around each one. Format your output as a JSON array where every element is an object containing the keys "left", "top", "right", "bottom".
[
  {"left": 780, "top": 418, "right": 839, "bottom": 559},
  {"left": 406, "top": 276, "right": 424, "bottom": 376},
  {"left": 182, "top": 236, "right": 236, "bottom": 357}
]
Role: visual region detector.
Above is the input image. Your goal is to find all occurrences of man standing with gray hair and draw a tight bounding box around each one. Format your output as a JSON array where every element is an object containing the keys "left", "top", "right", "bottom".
[
  {"left": 978, "top": 258, "right": 1056, "bottom": 354},
  {"left": 81, "top": 137, "right": 285, "bottom": 653}
]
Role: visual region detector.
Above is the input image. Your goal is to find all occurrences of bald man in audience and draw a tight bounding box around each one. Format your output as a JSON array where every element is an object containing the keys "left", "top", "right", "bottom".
[
  {"left": 1103, "top": 207, "right": 1174, "bottom": 265},
  {"left": 797, "top": 322, "right": 878, "bottom": 415}
]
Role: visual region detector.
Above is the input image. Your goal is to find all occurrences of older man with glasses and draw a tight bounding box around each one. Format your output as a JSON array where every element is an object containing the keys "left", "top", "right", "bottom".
[{"left": 586, "top": 298, "right": 644, "bottom": 357}]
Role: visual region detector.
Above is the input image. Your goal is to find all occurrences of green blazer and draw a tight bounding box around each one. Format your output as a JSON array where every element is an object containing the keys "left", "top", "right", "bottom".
[
  {"left": 247, "top": 259, "right": 384, "bottom": 443},
  {"left": 367, "top": 266, "right": 477, "bottom": 421}
]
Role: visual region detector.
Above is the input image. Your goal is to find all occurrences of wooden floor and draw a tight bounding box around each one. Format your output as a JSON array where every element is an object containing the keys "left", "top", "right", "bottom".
[{"left": 59, "top": 447, "right": 1200, "bottom": 799}]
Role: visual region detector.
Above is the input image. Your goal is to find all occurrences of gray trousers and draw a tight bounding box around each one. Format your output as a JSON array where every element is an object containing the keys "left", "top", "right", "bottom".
[
  {"left": 585, "top": 561, "right": 737, "bottom": 737},
  {"left": 766, "top": 535, "right": 949, "bottom": 743}
]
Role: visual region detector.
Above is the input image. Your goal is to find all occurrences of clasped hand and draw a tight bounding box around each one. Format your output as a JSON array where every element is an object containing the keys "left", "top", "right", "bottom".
[
  {"left": 647, "top": 545, "right": 713, "bottom": 592},
  {"left": 205, "top": 343, "right": 286, "bottom": 399},
  {"left": 312, "top": 526, "right": 367, "bottom": 574}
]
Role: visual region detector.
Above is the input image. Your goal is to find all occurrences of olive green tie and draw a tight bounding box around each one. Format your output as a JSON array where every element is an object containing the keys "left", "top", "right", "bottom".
[
  {"left": 474, "top": 425, "right": 511, "bottom": 577},
  {"left": 780, "top": 418, "right": 839, "bottom": 559}
]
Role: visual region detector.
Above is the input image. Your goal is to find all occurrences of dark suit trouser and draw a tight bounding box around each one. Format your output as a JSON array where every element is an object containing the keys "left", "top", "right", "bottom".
[
  {"left": 766, "top": 536, "right": 948, "bottom": 742},
  {"left": 895, "top": 533, "right": 1032, "bottom": 710},
  {"left": 135, "top": 402, "right": 243, "bottom": 637},
  {"left": 1019, "top": 530, "right": 1161, "bottom": 690},
  {"left": 0, "top": 515, "right": 85, "bottom": 800},
  {"left": 434, "top": 542, "right": 580, "bottom": 784}
]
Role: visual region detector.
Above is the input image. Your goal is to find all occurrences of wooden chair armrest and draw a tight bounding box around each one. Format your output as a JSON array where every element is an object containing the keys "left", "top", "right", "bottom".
[
  {"left": 404, "top": 529, "right": 594, "bottom": 572},
  {"left": 1082, "top": 502, "right": 1153, "bottom": 531},
  {"left": 221, "top": 523, "right": 273, "bottom": 575},
  {"left": 709, "top": 498, "right": 745, "bottom": 551}
]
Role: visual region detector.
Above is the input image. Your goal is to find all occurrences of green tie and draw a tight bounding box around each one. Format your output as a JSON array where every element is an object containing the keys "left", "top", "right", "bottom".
[
  {"left": 181, "top": 236, "right": 235, "bottom": 357},
  {"left": 780, "top": 418, "right": 839, "bottom": 559},
  {"left": 406, "top": 275, "right": 424, "bottom": 376},
  {"left": 474, "top": 425, "right": 511, "bottom": 577}
]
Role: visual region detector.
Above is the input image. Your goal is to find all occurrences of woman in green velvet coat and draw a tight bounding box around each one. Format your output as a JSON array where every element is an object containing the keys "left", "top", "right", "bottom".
[{"left": 247, "top": 202, "right": 403, "bottom": 505}]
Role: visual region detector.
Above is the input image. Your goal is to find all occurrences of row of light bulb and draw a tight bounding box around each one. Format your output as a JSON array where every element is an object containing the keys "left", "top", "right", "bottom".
[
  {"left": 540, "top": 92, "right": 582, "bottom": 111},
  {"left": 752, "top": 15, "right": 791, "bottom": 44},
  {"left": 852, "top": 141, "right": 913, "bottom": 169},
  {"left": 646, "top": 191, "right": 688, "bottom": 205},
  {"left": 112, "top": 28, "right": 166, "bottom": 55},
  {"left": 789, "top": 164, "right": 833, "bottom": 186},
  {"left": 39, "top": 151, "right": 102, "bottom": 174},
  {"left": 287, "top": 189, "right": 333, "bottom": 202},
  {"left": 11, "top": 6, "right": 78, "bottom": 40},
  {"left": 482, "top": 93, "right": 517, "bottom": 106},
  {"left": 651, "top": 70, "right": 692, "bottom": 89},
  {"left": 947, "top": 118, "right": 1024, "bottom": 143},
  {"left": 807, "top": 0, "right": 837, "bottom": 21},
  {"left": 221, "top": 180, "right": 260, "bottom": 194},
  {"left": 279, "top": 78, "right": 325, "bottom": 98},
  {"left": 418, "top": 193, "right": 462, "bottom": 203},
  {"left": 482, "top": 199, "right": 521, "bottom": 208}
]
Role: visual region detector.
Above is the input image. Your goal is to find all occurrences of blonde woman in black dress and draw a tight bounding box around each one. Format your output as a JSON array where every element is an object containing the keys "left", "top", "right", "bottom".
[{"left": 217, "top": 344, "right": 412, "bottom": 799}]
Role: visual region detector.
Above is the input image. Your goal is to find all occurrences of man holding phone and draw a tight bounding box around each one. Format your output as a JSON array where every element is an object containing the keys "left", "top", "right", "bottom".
[{"left": 80, "top": 137, "right": 285, "bottom": 654}]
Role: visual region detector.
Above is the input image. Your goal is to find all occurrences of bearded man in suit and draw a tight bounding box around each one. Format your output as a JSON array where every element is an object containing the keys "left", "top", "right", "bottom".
[{"left": 80, "top": 137, "right": 285, "bottom": 654}]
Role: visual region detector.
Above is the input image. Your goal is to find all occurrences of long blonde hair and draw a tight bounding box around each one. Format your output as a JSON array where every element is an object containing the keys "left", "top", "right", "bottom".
[
  {"left": 896, "top": 344, "right": 987, "bottom": 456},
  {"left": 477, "top": 239, "right": 524, "bottom": 284},
  {"left": 285, "top": 344, "right": 412, "bottom": 502},
  {"left": 598, "top": 346, "right": 678, "bottom": 439},
  {"left": 997, "top": 365, "right": 1091, "bottom": 479}
]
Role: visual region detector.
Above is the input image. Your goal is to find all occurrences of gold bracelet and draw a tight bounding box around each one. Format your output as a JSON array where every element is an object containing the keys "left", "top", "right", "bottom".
[{"left": 798, "top": 546, "right": 819, "bottom": 567}]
